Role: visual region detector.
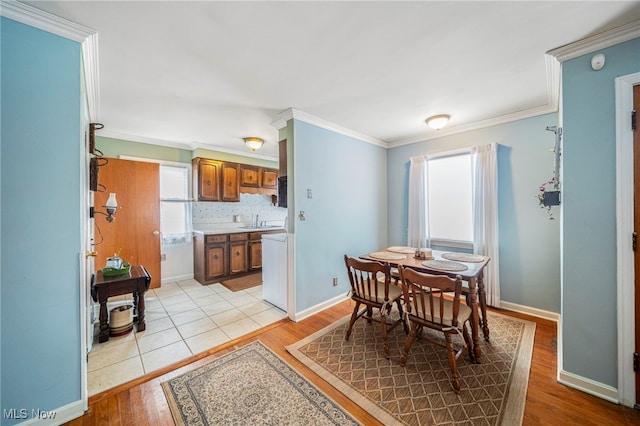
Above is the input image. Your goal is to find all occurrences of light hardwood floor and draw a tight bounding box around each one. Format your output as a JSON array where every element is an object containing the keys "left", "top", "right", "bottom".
[{"left": 66, "top": 300, "right": 640, "bottom": 425}]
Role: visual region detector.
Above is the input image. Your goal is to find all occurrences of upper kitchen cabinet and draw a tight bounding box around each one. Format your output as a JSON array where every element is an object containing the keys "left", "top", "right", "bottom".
[
  {"left": 193, "top": 158, "right": 240, "bottom": 202},
  {"left": 221, "top": 162, "right": 240, "bottom": 202},
  {"left": 239, "top": 164, "right": 278, "bottom": 195},
  {"left": 193, "top": 158, "right": 222, "bottom": 201}
]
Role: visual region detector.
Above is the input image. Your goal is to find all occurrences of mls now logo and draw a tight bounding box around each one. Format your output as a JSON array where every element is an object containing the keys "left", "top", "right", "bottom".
[{"left": 3, "top": 408, "right": 56, "bottom": 420}]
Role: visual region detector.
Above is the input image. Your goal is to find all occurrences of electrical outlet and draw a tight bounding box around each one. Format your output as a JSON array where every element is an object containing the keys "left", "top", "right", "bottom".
[
  {"left": 161, "top": 253, "right": 166, "bottom": 261},
  {"left": 333, "top": 277, "right": 338, "bottom": 286}
]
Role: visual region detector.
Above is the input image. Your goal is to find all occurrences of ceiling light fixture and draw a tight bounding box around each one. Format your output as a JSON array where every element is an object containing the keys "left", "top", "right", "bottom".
[
  {"left": 425, "top": 114, "right": 451, "bottom": 130},
  {"left": 243, "top": 137, "right": 264, "bottom": 151}
]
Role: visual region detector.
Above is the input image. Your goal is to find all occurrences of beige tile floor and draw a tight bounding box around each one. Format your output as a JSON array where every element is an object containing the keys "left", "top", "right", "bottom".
[{"left": 87, "top": 277, "right": 287, "bottom": 396}]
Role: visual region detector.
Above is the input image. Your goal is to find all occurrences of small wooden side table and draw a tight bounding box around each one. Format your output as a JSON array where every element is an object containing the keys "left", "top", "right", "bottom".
[{"left": 91, "top": 265, "right": 151, "bottom": 343}]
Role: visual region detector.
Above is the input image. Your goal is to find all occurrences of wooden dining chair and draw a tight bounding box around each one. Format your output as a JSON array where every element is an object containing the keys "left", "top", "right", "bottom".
[
  {"left": 343, "top": 255, "right": 407, "bottom": 358},
  {"left": 397, "top": 265, "right": 474, "bottom": 393}
]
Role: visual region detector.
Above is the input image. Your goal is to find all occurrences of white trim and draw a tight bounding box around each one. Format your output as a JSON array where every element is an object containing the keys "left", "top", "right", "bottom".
[
  {"left": 101, "top": 129, "right": 279, "bottom": 161},
  {"left": 271, "top": 108, "right": 388, "bottom": 148},
  {"left": 558, "top": 370, "right": 619, "bottom": 404},
  {"left": 287, "top": 232, "right": 296, "bottom": 321},
  {"left": 547, "top": 20, "right": 640, "bottom": 63},
  {"left": 18, "top": 399, "right": 85, "bottom": 425},
  {"left": 291, "top": 292, "right": 351, "bottom": 323},
  {"left": 0, "top": 1, "right": 101, "bottom": 124},
  {"left": 0, "top": 0, "right": 95, "bottom": 42},
  {"left": 499, "top": 300, "right": 561, "bottom": 322},
  {"left": 389, "top": 103, "right": 558, "bottom": 148},
  {"left": 615, "top": 72, "right": 640, "bottom": 408}
]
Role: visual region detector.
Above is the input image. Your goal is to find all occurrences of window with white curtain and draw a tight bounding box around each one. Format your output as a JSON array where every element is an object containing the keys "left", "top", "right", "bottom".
[
  {"left": 427, "top": 153, "right": 473, "bottom": 245},
  {"left": 160, "top": 164, "right": 192, "bottom": 247}
]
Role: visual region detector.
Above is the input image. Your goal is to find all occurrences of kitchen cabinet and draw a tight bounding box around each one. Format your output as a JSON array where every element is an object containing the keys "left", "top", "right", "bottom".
[
  {"left": 239, "top": 165, "right": 278, "bottom": 195},
  {"left": 240, "top": 165, "right": 260, "bottom": 188},
  {"left": 221, "top": 162, "right": 240, "bottom": 202},
  {"left": 193, "top": 158, "right": 240, "bottom": 202},
  {"left": 194, "top": 234, "right": 228, "bottom": 282},
  {"left": 194, "top": 229, "right": 284, "bottom": 284},
  {"left": 229, "top": 233, "right": 248, "bottom": 274},
  {"left": 249, "top": 232, "right": 263, "bottom": 270},
  {"left": 193, "top": 158, "right": 222, "bottom": 201}
]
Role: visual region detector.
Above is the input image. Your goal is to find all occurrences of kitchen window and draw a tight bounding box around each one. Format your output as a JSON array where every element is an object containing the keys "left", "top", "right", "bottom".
[{"left": 160, "top": 164, "right": 192, "bottom": 247}]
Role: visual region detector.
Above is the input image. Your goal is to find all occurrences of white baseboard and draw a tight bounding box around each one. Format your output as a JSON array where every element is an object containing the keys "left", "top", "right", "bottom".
[
  {"left": 499, "top": 300, "right": 561, "bottom": 322},
  {"left": 292, "top": 292, "right": 350, "bottom": 322},
  {"left": 161, "top": 273, "right": 194, "bottom": 284},
  {"left": 558, "top": 370, "right": 619, "bottom": 404},
  {"left": 18, "top": 399, "right": 85, "bottom": 425}
]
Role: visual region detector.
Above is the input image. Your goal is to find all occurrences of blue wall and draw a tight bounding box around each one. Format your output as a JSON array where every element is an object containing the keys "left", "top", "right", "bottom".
[
  {"left": 292, "top": 120, "right": 388, "bottom": 312},
  {"left": 387, "top": 113, "right": 561, "bottom": 313},
  {"left": 561, "top": 38, "right": 640, "bottom": 387},
  {"left": 1, "top": 18, "right": 82, "bottom": 423}
]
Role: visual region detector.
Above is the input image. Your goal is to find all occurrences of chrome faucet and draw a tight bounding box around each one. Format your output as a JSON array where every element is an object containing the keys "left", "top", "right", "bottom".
[{"left": 254, "top": 214, "right": 259, "bottom": 228}]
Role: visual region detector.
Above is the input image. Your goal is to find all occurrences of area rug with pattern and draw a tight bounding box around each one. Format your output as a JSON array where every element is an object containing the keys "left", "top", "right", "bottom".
[
  {"left": 286, "top": 311, "right": 535, "bottom": 425},
  {"left": 162, "top": 341, "right": 359, "bottom": 425}
]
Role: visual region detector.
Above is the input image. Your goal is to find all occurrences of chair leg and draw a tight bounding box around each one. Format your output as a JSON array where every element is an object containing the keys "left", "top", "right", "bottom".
[
  {"left": 380, "top": 311, "right": 390, "bottom": 358},
  {"left": 445, "top": 333, "right": 461, "bottom": 393},
  {"left": 345, "top": 301, "right": 361, "bottom": 341},
  {"left": 396, "top": 299, "right": 409, "bottom": 335},
  {"left": 462, "top": 322, "right": 475, "bottom": 363},
  {"left": 400, "top": 323, "right": 418, "bottom": 367}
]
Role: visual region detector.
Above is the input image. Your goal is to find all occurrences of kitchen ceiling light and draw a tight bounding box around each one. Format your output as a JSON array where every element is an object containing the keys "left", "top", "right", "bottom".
[
  {"left": 243, "top": 137, "right": 264, "bottom": 151},
  {"left": 425, "top": 114, "right": 451, "bottom": 130}
]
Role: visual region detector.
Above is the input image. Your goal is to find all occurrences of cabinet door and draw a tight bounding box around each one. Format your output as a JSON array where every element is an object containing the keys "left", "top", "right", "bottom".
[
  {"left": 195, "top": 159, "right": 221, "bottom": 201},
  {"left": 249, "top": 241, "right": 262, "bottom": 270},
  {"left": 221, "top": 162, "right": 240, "bottom": 202},
  {"left": 261, "top": 168, "right": 278, "bottom": 188},
  {"left": 240, "top": 165, "right": 259, "bottom": 188},
  {"left": 229, "top": 241, "right": 247, "bottom": 274},
  {"left": 205, "top": 244, "right": 227, "bottom": 280}
]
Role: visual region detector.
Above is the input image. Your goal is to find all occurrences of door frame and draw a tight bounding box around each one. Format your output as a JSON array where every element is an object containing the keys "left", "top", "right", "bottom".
[{"left": 615, "top": 71, "right": 640, "bottom": 408}]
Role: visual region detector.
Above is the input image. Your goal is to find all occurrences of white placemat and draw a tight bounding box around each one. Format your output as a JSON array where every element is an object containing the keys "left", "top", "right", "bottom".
[
  {"left": 441, "top": 252, "right": 485, "bottom": 263},
  {"left": 369, "top": 251, "right": 406, "bottom": 260},
  {"left": 421, "top": 259, "right": 468, "bottom": 272},
  {"left": 386, "top": 246, "right": 416, "bottom": 254}
]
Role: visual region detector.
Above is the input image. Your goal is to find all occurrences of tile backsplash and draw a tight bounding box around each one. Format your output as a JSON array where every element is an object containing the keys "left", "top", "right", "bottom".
[{"left": 193, "top": 193, "right": 286, "bottom": 226}]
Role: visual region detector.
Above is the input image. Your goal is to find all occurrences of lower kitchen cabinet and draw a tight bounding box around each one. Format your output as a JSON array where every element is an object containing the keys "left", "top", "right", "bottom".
[{"left": 194, "top": 230, "right": 284, "bottom": 284}]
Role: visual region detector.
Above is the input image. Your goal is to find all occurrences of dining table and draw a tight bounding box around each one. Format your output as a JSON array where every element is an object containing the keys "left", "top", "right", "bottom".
[{"left": 360, "top": 247, "right": 491, "bottom": 362}]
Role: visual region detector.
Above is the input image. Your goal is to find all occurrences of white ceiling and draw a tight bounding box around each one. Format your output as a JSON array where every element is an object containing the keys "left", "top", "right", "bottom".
[{"left": 23, "top": 1, "right": 640, "bottom": 159}]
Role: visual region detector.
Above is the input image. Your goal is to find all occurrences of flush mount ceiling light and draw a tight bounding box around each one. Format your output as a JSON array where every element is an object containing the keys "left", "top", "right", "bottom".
[
  {"left": 425, "top": 114, "right": 451, "bottom": 130},
  {"left": 243, "top": 137, "right": 264, "bottom": 151}
]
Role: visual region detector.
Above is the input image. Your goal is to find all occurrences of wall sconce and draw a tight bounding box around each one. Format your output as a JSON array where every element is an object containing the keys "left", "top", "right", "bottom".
[
  {"left": 425, "top": 114, "right": 451, "bottom": 130},
  {"left": 92, "top": 193, "right": 119, "bottom": 223},
  {"left": 243, "top": 137, "right": 264, "bottom": 151}
]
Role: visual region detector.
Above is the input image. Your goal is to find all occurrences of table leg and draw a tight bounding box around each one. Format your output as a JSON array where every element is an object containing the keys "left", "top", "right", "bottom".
[
  {"left": 136, "top": 292, "right": 146, "bottom": 332},
  {"left": 98, "top": 300, "right": 109, "bottom": 343},
  {"left": 477, "top": 271, "right": 490, "bottom": 341},
  {"left": 469, "top": 278, "right": 482, "bottom": 362}
]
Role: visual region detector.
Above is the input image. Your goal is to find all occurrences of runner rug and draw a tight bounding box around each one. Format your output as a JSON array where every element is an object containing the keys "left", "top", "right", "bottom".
[
  {"left": 286, "top": 311, "right": 535, "bottom": 425},
  {"left": 220, "top": 272, "right": 262, "bottom": 292},
  {"left": 162, "top": 341, "right": 359, "bottom": 425}
]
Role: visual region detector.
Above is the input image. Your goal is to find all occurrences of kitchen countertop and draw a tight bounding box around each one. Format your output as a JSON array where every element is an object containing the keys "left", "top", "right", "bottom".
[{"left": 193, "top": 226, "right": 285, "bottom": 235}]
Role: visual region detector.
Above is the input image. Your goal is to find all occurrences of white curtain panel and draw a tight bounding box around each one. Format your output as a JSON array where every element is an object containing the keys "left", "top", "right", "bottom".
[
  {"left": 472, "top": 143, "right": 500, "bottom": 307},
  {"left": 408, "top": 155, "right": 429, "bottom": 248}
]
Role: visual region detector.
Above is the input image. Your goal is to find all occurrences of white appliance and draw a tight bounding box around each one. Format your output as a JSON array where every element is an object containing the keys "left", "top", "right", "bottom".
[{"left": 262, "top": 232, "right": 288, "bottom": 311}]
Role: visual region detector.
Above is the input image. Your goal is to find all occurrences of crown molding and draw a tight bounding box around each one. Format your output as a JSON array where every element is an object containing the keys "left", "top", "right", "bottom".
[
  {"left": 389, "top": 102, "right": 558, "bottom": 148},
  {"left": 547, "top": 19, "right": 640, "bottom": 62},
  {"left": 1, "top": 1, "right": 101, "bottom": 122},
  {"left": 271, "top": 108, "right": 389, "bottom": 148},
  {"left": 99, "top": 130, "right": 278, "bottom": 161},
  {"left": 1, "top": 0, "right": 95, "bottom": 42}
]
